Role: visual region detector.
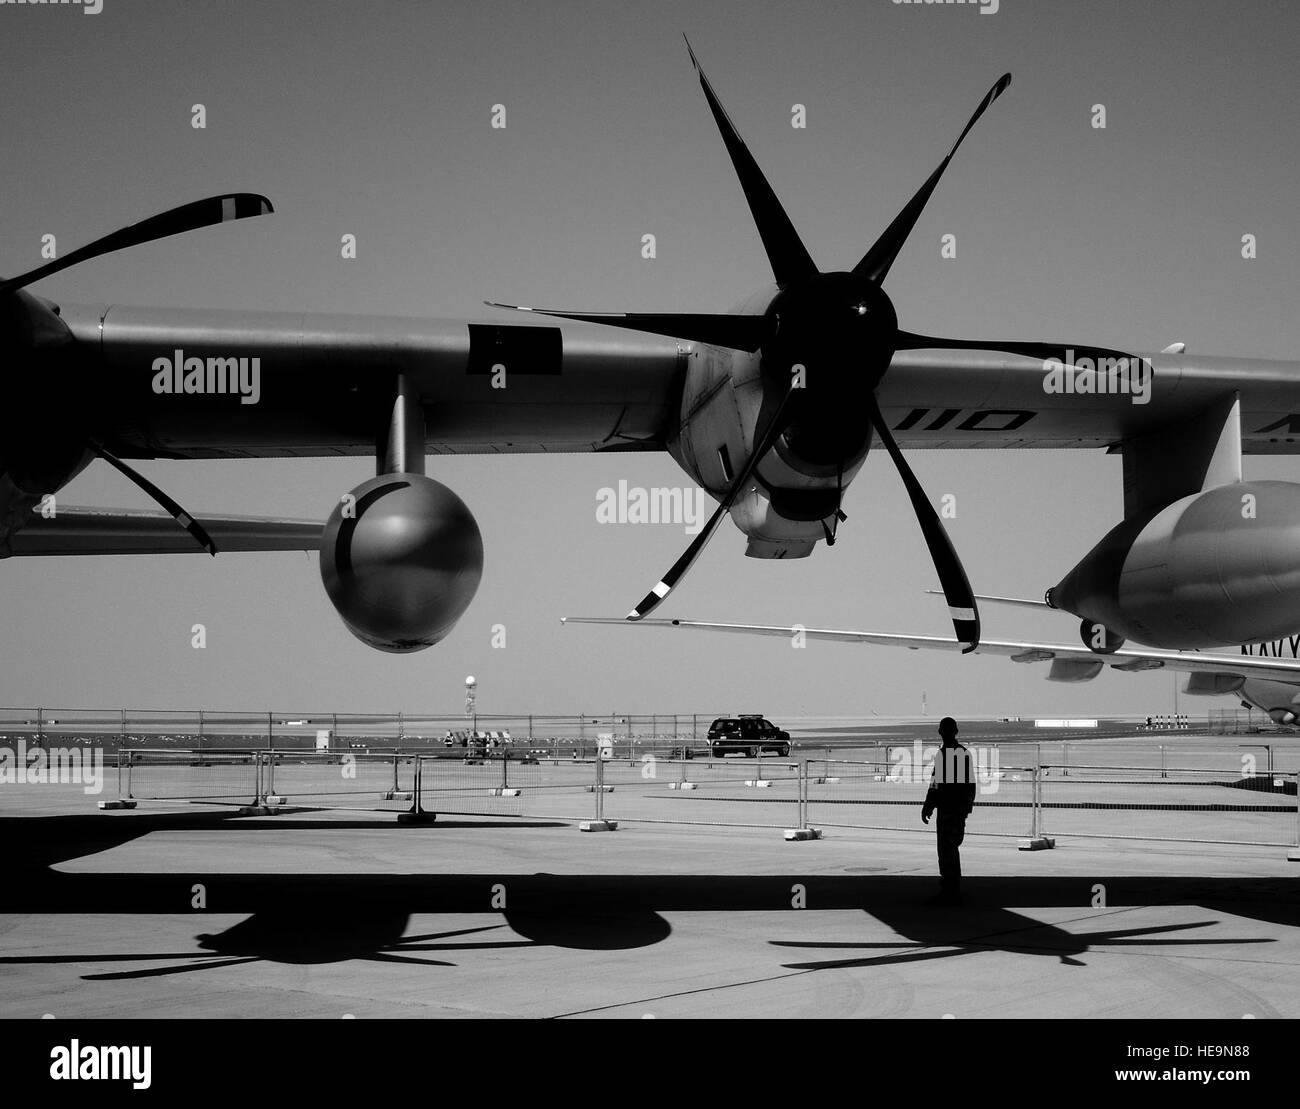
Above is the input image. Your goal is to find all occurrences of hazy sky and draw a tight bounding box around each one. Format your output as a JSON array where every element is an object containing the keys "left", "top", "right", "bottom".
[{"left": 2, "top": 1, "right": 1298, "bottom": 719}]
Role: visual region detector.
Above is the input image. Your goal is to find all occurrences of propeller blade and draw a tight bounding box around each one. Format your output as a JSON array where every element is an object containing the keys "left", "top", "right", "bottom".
[
  {"left": 88, "top": 443, "right": 218, "bottom": 556},
  {"left": 0, "top": 193, "right": 273, "bottom": 296},
  {"left": 485, "top": 303, "right": 772, "bottom": 351},
  {"left": 684, "top": 37, "right": 817, "bottom": 287},
  {"left": 853, "top": 74, "right": 1011, "bottom": 286},
  {"left": 627, "top": 384, "right": 797, "bottom": 620},
  {"left": 894, "top": 330, "right": 1146, "bottom": 372},
  {"left": 866, "top": 399, "right": 979, "bottom": 651}
]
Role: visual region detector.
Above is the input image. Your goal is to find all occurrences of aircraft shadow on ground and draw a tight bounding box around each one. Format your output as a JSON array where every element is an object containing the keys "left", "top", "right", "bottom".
[{"left": 0, "top": 810, "right": 1295, "bottom": 977}]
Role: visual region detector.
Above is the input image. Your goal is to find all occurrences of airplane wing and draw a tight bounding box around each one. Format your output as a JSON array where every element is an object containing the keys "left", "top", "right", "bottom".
[
  {"left": 59, "top": 306, "right": 688, "bottom": 460},
  {"left": 50, "top": 304, "right": 1300, "bottom": 460},
  {"left": 5, "top": 507, "right": 321, "bottom": 556},
  {"left": 560, "top": 617, "right": 1300, "bottom": 684}
]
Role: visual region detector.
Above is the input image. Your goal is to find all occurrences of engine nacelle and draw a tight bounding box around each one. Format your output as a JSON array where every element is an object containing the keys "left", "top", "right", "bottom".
[
  {"left": 1080, "top": 618, "right": 1124, "bottom": 653},
  {"left": 1050, "top": 481, "right": 1300, "bottom": 649},
  {"left": 319, "top": 474, "right": 483, "bottom": 652}
]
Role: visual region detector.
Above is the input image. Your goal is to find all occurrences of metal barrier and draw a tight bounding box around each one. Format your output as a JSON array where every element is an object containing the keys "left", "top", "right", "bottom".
[
  {"left": 597, "top": 753, "right": 803, "bottom": 829},
  {"left": 1039, "top": 764, "right": 1299, "bottom": 847},
  {"left": 804, "top": 756, "right": 1037, "bottom": 839},
  {"left": 115, "top": 749, "right": 422, "bottom": 812},
  {"left": 99, "top": 745, "right": 1300, "bottom": 856}
]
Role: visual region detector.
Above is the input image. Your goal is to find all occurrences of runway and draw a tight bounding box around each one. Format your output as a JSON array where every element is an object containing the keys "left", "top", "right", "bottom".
[{"left": 1, "top": 780, "right": 1297, "bottom": 1019}]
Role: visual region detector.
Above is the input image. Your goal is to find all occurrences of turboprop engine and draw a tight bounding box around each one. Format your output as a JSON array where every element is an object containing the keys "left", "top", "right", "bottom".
[
  {"left": 1048, "top": 480, "right": 1300, "bottom": 649},
  {"left": 319, "top": 473, "right": 484, "bottom": 652}
]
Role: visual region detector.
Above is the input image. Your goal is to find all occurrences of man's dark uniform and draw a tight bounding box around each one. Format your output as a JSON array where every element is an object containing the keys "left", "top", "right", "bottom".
[{"left": 921, "top": 719, "right": 976, "bottom": 903}]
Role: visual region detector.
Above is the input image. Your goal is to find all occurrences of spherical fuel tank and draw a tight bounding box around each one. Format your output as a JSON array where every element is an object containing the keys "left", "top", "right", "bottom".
[{"left": 319, "top": 473, "right": 484, "bottom": 652}]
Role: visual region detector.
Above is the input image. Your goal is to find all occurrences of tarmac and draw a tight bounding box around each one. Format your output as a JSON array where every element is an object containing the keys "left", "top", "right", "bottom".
[{"left": 1, "top": 777, "right": 1297, "bottom": 1019}]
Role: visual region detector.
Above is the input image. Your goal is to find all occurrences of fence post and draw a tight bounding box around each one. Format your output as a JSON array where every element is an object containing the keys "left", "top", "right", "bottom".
[
  {"left": 595, "top": 750, "right": 604, "bottom": 823},
  {"left": 1291, "top": 772, "right": 1300, "bottom": 861},
  {"left": 1029, "top": 753, "right": 1040, "bottom": 840},
  {"left": 502, "top": 748, "right": 509, "bottom": 791}
]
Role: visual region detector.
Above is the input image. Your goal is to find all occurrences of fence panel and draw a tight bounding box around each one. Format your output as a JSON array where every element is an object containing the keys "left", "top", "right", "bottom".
[
  {"left": 598, "top": 753, "right": 802, "bottom": 829},
  {"left": 1040, "top": 765, "right": 1298, "bottom": 846},
  {"left": 117, "top": 750, "right": 260, "bottom": 806},
  {"left": 804, "top": 755, "right": 1035, "bottom": 839}
]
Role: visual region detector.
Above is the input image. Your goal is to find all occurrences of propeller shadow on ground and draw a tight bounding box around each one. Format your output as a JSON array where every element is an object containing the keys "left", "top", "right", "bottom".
[
  {"left": 0, "top": 908, "right": 673, "bottom": 982},
  {"left": 772, "top": 907, "right": 1271, "bottom": 970},
  {"left": 1, "top": 810, "right": 1295, "bottom": 982}
]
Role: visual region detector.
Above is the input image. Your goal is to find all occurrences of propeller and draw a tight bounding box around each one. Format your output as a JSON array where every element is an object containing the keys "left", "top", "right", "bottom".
[
  {"left": 683, "top": 36, "right": 818, "bottom": 287},
  {"left": 490, "top": 44, "right": 1146, "bottom": 648},
  {"left": 3, "top": 193, "right": 274, "bottom": 552},
  {"left": 866, "top": 399, "right": 978, "bottom": 651},
  {"left": 0, "top": 193, "right": 272, "bottom": 297},
  {"left": 89, "top": 443, "right": 219, "bottom": 556},
  {"left": 482, "top": 304, "right": 772, "bottom": 352},
  {"left": 852, "top": 74, "right": 1011, "bottom": 287},
  {"left": 628, "top": 380, "right": 798, "bottom": 620}
]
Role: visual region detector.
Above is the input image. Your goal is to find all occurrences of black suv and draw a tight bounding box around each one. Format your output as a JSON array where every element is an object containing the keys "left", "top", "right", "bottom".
[{"left": 707, "top": 715, "right": 791, "bottom": 758}]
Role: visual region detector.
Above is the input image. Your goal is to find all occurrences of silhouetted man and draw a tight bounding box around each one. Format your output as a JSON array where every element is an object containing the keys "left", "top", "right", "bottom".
[{"left": 921, "top": 717, "right": 976, "bottom": 905}]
